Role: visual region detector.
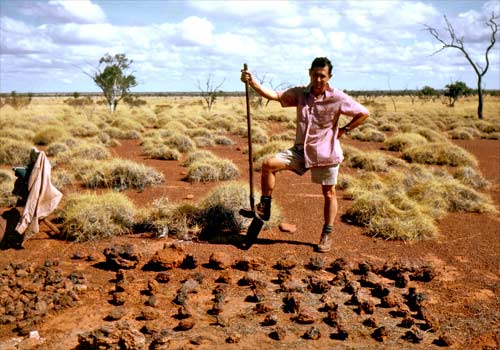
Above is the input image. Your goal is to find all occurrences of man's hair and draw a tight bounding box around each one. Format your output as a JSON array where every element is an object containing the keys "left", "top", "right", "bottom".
[{"left": 310, "top": 57, "right": 333, "bottom": 75}]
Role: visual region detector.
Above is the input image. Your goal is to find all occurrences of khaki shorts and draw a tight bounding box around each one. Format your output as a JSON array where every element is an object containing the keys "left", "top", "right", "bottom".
[{"left": 275, "top": 145, "right": 340, "bottom": 186}]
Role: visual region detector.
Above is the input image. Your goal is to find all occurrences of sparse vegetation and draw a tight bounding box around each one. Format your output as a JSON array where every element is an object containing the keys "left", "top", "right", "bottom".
[{"left": 402, "top": 142, "right": 478, "bottom": 167}]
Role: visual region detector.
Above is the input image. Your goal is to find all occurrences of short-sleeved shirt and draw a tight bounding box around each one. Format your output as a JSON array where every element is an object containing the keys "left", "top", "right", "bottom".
[{"left": 277, "top": 84, "right": 368, "bottom": 168}]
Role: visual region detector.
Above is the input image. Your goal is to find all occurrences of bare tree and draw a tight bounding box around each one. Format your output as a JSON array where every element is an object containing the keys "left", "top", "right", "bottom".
[
  {"left": 425, "top": 13, "right": 498, "bottom": 119},
  {"left": 197, "top": 74, "right": 225, "bottom": 111}
]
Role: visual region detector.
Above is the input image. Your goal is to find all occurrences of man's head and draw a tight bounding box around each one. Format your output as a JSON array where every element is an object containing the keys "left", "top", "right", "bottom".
[{"left": 309, "top": 57, "right": 332, "bottom": 96}]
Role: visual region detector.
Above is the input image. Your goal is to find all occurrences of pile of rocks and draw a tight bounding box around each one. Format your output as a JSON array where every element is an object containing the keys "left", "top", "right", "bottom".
[{"left": 0, "top": 260, "right": 87, "bottom": 335}]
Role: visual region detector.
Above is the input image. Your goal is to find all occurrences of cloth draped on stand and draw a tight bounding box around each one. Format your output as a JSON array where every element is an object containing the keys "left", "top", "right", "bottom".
[{"left": 15, "top": 147, "right": 63, "bottom": 239}]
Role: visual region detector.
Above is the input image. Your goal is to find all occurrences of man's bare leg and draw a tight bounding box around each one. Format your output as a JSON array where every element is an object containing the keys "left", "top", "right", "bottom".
[{"left": 317, "top": 184, "right": 337, "bottom": 252}]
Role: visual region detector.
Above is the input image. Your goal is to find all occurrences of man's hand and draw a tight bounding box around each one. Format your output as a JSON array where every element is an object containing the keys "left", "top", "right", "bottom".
[{"left": 241, "top": 70, "right": 253, "bottom": 85}]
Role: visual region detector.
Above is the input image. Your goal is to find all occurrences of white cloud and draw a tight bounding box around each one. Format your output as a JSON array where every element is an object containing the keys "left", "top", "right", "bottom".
[
  {"left": 19, "top": 0, "right": 106, "bottom": 24},
  {"left": 179, "top": 16, "right": 214, "bottom": 46}
]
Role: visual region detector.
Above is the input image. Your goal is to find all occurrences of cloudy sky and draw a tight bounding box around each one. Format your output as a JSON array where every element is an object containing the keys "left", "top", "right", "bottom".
[{"left": 1, "top": 0, "right": 499, "bottom": 93}]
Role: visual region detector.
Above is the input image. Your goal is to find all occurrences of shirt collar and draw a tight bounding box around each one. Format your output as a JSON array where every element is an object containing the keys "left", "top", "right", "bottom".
[{"left": 305, "top": 84, "right": 335, "bottom": 97}]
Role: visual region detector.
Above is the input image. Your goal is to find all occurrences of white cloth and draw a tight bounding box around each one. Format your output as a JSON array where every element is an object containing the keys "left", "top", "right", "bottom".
[{"left": 16, "top": 148, "right": 63, "bottom": 235}]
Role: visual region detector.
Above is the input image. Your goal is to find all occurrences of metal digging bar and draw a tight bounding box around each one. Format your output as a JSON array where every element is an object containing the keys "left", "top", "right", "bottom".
[{"left": 242, "top": 63, "right": 263, "bottom": 249}]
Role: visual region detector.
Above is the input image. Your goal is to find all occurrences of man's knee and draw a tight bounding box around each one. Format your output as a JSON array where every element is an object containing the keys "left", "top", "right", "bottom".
[
  {"left": 322, "top": 185, "right": 336, "bottom": 200},
  {"left": 263, "top": 157, "right": 287, "bottom": 173}
]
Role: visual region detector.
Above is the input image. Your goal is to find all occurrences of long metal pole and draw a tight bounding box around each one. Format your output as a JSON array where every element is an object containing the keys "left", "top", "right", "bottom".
[{"left": 243, "top": 63, "right": 255, "bottom": 212}]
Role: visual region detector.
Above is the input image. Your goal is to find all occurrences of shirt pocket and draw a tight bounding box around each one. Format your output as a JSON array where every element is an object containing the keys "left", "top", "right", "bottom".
[{"left": 313, "top": 103, "right": 335, "bottom": 127}]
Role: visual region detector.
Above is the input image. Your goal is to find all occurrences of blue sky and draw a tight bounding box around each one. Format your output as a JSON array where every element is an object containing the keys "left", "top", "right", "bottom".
[{"left": 0, "top": 0, "right": 499, "bottom": 93}]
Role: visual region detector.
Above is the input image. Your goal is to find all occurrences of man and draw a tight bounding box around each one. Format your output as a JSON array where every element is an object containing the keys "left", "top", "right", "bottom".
[{"left": 240, "top": 57, "right": 369, "bottom": 253}]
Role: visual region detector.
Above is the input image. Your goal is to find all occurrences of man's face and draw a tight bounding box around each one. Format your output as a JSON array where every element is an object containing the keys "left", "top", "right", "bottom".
[{"left": 309, "top": 66, "right": 331, "bottom": 96}]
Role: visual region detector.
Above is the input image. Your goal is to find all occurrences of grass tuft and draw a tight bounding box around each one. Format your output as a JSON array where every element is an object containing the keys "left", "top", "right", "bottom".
[
  {"left": 58, "top": 192, "right": 136, "bottom": 242},
  {"left": 402, "top": 142, "right": 478, "bottom": 167}
]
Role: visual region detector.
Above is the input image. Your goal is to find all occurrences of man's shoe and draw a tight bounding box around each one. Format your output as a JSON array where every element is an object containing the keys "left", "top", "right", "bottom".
[
  {"left": 239, "top": 196, "right": 271, "bottom": 221},
  {"left": 316, "top": 232, "right": 332, "bottom": 253}
]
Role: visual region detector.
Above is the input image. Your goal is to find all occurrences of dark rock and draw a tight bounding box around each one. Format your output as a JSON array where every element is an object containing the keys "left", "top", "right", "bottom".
[
  {"left": 175, "top": 319, "right": 194, "bottom": 331},
  {"left": 103, "top": 244, "right": 140, "bottom": 270},
  {"left": 411, "top": 265, "right": 436, "bottom": 282},
  {"left": 331, "top": 324, "right": 349, "bottom": 340},
  {"left": 225, "top": 333, "right": 240, "bottom": 343},
  {"left": 255, "top": 303, "right": 273, "bottom": 314},
  {"left": 145, "top": 295, "right": 159, "bottom": 307},
  {"left": 282, "top": 294, "right": 300, "bottom": 313},
  {"left": 175, "top": 305, "right": 192, "bottom": 319},
  {"left": 358, "top": 300, "right": 376, "bottom": 315},
  {"left": 303, "top": 326, "right": 321, "bottom": 340},
  {"left": 360, "top": 272, "right": 382, "bottom": 288},
  {"left": 381, "top": 292, "right": 404, "bottom": 308},
  {"left": 180, "top": 254, "right": 198, "bottom": 269},
  {"left": 215, "top": 271, "right": 231, "bottom": 284},
  {"left": 306, "top": 257, "right": 325, "bottom": 271},
  {"left": 356, "top": 261, "right": 374, "bottom": 275},
  {"left": 280, "top": 279, "right": 306, "bottom": 293},
  {"left": 111, "top": 292, "right": 127, "bottom": 306},
  {"left": 155, "top": 272, "right": 171, "bottom": 284},
  {"left": 405, "top": 287, "right": 427, "bottom": 311},
  {"left": 293, "top": 306, "right": 316, "bottom": 324},
  {"left": 433, "top": 334, "right": 454, "bottom": 347},
  {"left": 341, "top": 281, "right": 360, "bottom": 295},
  {"left": 402, "top": 329, "right": 424, "bottom": 343},
  {"left": 233, "top": 257, "right": 265, "bottom": 271},
  {"left": 106, "top": 307, "right": 127, "bottom": 321},
  {"left": 143, "top": 244, "right": 185, "bottom": 271},
  {"left": 71, "top": 251, "right": 86, "bottom": 260},
  {"left": 362, "top": 317, "right": 379, "bottom": 328},
  {"left": 390, "top": 304, "right": 411, "bottom": 318},
  {"left": 395, "top": 272, "right": 410, "bottom": 288},
  {"left": 269, "top": 327, "right": 286, "bottom": 340},
  {"left": 371, "top": 283, "right": 390, "bottom": 298},
  {"left": 372, "top": 326, "right": 388, "bottom": 342},
  {"left": 140, "top": 308, "right": 160, "bottom": 320},
  {"left": 306, "top": 275, "right": 330, "bottom": 294},
  {"left": 398, "top": 316, "right": 415, "bottom": 328},
  {"left": 262, "top": 313, "right": 278, "bottom": 326},
  {"left": 275, "top": 255, "right": 297, "bottom": 270},
  {"left": 328, "top": 257, "right": 350, "bottom": 273},
  {"left": 208, "top": 252, "right": 232, "bottom": 270}
]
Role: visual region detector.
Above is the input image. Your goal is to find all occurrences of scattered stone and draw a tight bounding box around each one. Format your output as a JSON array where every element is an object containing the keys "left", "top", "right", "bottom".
[
  {"left": 278, "top": 222, "right": 297, "bottom": 233},
  {"left": 371, "top": 283, "right": 390, "bottom": 298},
  {"left": 341, "top": 281, "right": 360, "bottom": 295},
  {"left": 145, "top": 295, "right": 159, "bottom": 307},
  {"left": 324, "top": 311, "right": 340, "bottom": 327},
  {"left": 306, "top": 256, "right": 325, "bottom": 271},
  {"left": 269, "top": 327, "right": 286, "bottom": 340},
  {"left": 208, "top": 252, "right": 232, "bottom": 270},
  {"left": 140, "top": 308, "right": 160, "bottom": 321},
  {"left": 140, "top": 322, "right": 162, "bottom": 336},
  {"left": 106, "top": 307, "right": 127, "bottom": 321},
  {"left": 143, "top": 244, "right": 185, "bottom": 271},
  {"left": 255, "top": 303, "right": 273, "bottom": 314},
  {"left": 329, "top": 257, "right": 350, "bottom": 273},
  {"left": 146, "top": 280, "right": 160, "bottom": 295},
  {"left": 280, "top": 279, "right": 306, "bottom": 293},
  {"left": 180, "top": 254, "right": 198, "bottom": 269},
  {"left": 86, "top": 254, "right": 98, "bottom": 262},
  {"left": 77, "top": 321, "right": 146, "bottom": 350},
  {"left": 215, "top": 271, "right": 231, "bottom": 284},
  {"left": 71, "top": 251, "right": 86, "bottom": 260},
  {"left": 275, "top": 270, "right": 292, "bottom": 284},
  {"left": 233, "top": 257, "right": 265, "bottom": 271},
  {"left": 111, "top": 292, "right": 127, "bottom": 306},
  {"left": 411, "top": 265, "right": 436, "bottom": 282},
  {"left": 275, "top": 255, "right": 297, "bottom": 270},
  {"left": 399, "top": 316, "right": 415, "bottom": 328},
  {"left": 293, "top": 307, "right": 316, "bottom": 324},
  {"left": 395, "top": 272, "right": 411, "bottom": 288},
  {"left": 225, "top": 333, "right": 240, "bottom": 343},
  {"left": 381, "top": 292, "right": 404, "bottom": 308},
  {"left": 402, "top": 329, "right": 424, "bottom": 343},
  {"left": 282, "top": 294, "right": 300, "bottom": 314},
  {"left": 372, "top": 326, "right": 389, "bottom": 342},
  {"left": 262, "top": 313, "right": 278, "bottom": 326},
  {"left": 103, "top": 244, "right": 140, "bottom": 270},
  {"left": 155, "top": 272, "right": 171, "bottom": 284},
  {"left": 417, "top": 306, "right": 440, "bottom": 332},
  {"left": 434, "top": 334, "right": 454, "bottom": 347},
  {"left": 330, "top": 270, "right": 354, "bottom": 287},
  {"left": 185, "top": 194, "right": 194, "bottom": 200},
  {"left": 405, "top": 287, "right": 427, "bottom": 311},
  {"left": 149, "top": 331, "right": 171, "bottom": 350},
  {"left": 390, "top": 304, "right": 411, "bottom": 318},
  {"left": 306, "top": 275, "right": 330, "bottom": 294},
  {"left": 358, "top": 300, "right": 376, "bottom": 315},
  {"left": 360, "top": 271, "right": 382, "bottom": 288},
  {"left": 238, "top": 271, "right": 262, "bottom": 286},
  {"left": 175, "top": 319, "right": 195, "bottom": 331},
  {"left": 356, "top": 260, "right": 374, "bottom": 275},
  {"left": 175, "top": 305, "right": 192, "bottom": 320},
  {"left": 303, "top": 326, "right": 321, "bottom": 340},
  {"left": 363, "top": 317, "right": 379, "bottom": 328}
]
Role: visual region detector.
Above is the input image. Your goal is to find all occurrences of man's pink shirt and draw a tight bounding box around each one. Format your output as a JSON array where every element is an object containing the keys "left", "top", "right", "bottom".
[{"left": 277, "top": 85, "right": 369, "bottom": 168}]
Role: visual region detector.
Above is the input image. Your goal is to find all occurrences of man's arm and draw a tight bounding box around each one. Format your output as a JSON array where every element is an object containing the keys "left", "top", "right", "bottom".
[
  {"left": 241, "top": 70, "right": 279, "bottom": 101},
  {"left": 338, "top": 112, "right": 369, "bottom": 138}
]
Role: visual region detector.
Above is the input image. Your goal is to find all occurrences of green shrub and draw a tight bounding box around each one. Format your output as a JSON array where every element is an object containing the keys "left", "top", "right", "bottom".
[{"left": 58, "top": 192, "right": 136, "bottom": 241}]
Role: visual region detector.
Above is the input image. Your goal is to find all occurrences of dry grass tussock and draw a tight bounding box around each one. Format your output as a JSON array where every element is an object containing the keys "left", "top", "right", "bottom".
[
  {"left": 0, "top": 170, "right": 17, "bottom": 207},
  {"left": 342, "top": 164, "right": 496, "bottom": 240},
  {"left": 185, "top": 157, "right": 239, "bottom": 183},
  {"left": 402, "top": 142, "right": 478, "bottom": 167},
  {"left": 74, "top": 158, "right": 164, "bottom": 191},
  {"left": 58, "top": 192, "right": 136, "bottom": 242},
  {"left": 383, "top": 133, "right": 428, "bottom": 152},
  {"left": 0, "top": 138, "right": 33, "bottom": 165}
]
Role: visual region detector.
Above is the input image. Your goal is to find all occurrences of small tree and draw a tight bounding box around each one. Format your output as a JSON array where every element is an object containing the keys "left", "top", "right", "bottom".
[
  {"left": 197, "top": 74, "right": 225, "bottom": 111},
  {"left": 444, "top": 81, "right": 472, "bottom": 107},
  {"left": 88, "top": 53, "right": 137, "bottom": 113},
  {"left": 419, "top": 85, "right": 438, "bottom": 103},
  {"left": 425, "top": 13, "right": 498, "bottom": 119}
]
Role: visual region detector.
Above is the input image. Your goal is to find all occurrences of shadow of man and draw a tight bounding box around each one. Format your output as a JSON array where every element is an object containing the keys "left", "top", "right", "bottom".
[{"left": 0, "top": 208, "right": 23, "bottom": 250}]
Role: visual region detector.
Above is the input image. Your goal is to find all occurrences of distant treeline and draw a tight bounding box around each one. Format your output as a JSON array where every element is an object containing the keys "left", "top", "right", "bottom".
[{"left": 2, "top": 89, "right": 500, "bottom": 97}]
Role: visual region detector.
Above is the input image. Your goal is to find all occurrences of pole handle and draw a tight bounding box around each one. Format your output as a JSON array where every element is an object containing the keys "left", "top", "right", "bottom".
[{"left": 243, "top": 63, "right": 255, "bottom": 212}]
